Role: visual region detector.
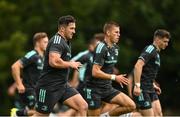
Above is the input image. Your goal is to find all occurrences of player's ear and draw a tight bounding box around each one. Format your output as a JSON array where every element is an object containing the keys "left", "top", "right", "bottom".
[
  {"left": 106, "top": 30, "right": 110, "bottom": 36},
  {"left": 59, "top": 26, "right": 65, "bottom": 32}
]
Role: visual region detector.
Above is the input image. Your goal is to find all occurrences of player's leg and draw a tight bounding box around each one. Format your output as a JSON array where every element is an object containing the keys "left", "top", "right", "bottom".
[
  {"left": 57, "top": 108, "right": 77, "bottom": 116},
  {"left": 84, "top": 87, "right": 102, "bottom": 116},
  {"left": 134, "top": 91, "right": 154, "bottom": 116},
  {"left": 131, "top": 111, "right": 142, "bottom": 117},
  {"left": 14, "top": 88, "right": 36, "bottom": 116},
  {"left": 100, "top": 102, "right": 118, "bottom": 114},
  {"left": 108, "top": 92, "right": 136, "bottom": 116},
  {"left": 26, "top": 88, "right": 37, "bottom": 116},
  {"left": 32, "top": 110, "right": 49, "bottom": 116},
  {"left": 100, "top": 103, "right": 142, "bottom": 117},
  {"left": 63, "top": 93, "right": 88, "bottom": 116},
  {"left": 62, "top": 84, "right": 88, "bottom": 116},
  {"left": 139, "top": 108, "right": 154, "bottom": 116},
  {"left": 33, "top": 88, "right": 61, "bottom": 116},
  {"left": 57, "top": 82, "right": 87, "bottom": 116},
  {"left": 152, "top": 99, "right": 162, "bottom": 116},
  {"left": 88, "top": 108, "right": 101, "bottom": 116},
  {"left": 100, "top": 103, "right": 119, "bottom": 117}
]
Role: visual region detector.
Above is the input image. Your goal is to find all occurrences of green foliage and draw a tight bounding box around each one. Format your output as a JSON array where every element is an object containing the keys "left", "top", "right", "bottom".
[{"left": 0, "top": 31, "right": 27, "bottom": 82}]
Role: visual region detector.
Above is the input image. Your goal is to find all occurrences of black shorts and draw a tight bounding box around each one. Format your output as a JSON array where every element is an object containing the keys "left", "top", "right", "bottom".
[
  {"left": 19, "top": 88, "right": 36, "bottom": 109},
  {"left": 77, "top": 81, "right": 86, "bottom": 99},
  {"left": 133, "top": 91, "right": 159, "bottom": 110},
  {"left": 84, "top": 86, "right": 120, "bottom": 109},
  {"left": 35, "top": 83, "right": 78, "bottom": 114}
]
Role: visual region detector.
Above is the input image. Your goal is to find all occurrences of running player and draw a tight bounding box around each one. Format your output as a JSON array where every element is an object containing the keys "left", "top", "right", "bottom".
[
  {"left": 56, "top": 37, "right": 99, "bottom": 116},
  {"left": 33, "top": 15, "right": 88, "bottom": 116},
  {"left": 133, "top": 29, "right": 170, "bottom": 116},
  {"left": 85, "top": 21, "right": 136, "bottom": 116},
  {"left": 11, "top": 32, "right": 48, "bottom": 116}
]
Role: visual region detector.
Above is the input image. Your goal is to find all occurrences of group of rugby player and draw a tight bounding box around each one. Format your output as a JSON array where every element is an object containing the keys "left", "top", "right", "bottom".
[{"left": 10, "top": 15, "right": 170, "bottom": 117}]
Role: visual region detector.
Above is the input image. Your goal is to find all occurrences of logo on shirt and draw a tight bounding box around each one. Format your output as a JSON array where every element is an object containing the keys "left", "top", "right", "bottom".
[
  {"left": 155, "top": 54, "right": 160, "bottom": 66},
  {"left": 107, "top": 52, "right": 110, "bottom": 56},
  {"left": 41, "top": 105, "right": 48, "bottom": 111},
  {"left": 90, "top": 56, "right": 93, "bottom": 63},
  {"left": 37, "top": 58, "right": 43, "bottom": 70},
  {"left": 67, "top": 53, "right": 71, "bottom": 58},
  {"left": 115, "top": 49, "right": 118, "bottom": 56}
]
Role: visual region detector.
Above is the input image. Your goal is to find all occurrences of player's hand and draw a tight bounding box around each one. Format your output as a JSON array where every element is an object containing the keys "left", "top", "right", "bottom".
[
  {"left": 8, "top": 86, "right": 16, "bottom": 96},
  {"left": 70, "top": 61, "right": 82, "bottom": 71},
  {"left": 16, "top": 83, "right": 25, "bottom": 94},
  {"left": 154, "top": 85, "right": 161, "bottom": 95},
  {"left": 133, "top": 86, "right": 141, "bottom": 96},
  {"left": 115, "top": 74, "right": 129, "bottom": 86}
]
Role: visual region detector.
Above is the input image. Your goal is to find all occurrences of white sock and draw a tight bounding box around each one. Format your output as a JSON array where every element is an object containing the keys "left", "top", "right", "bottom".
[
  {"left": 119, "top": 112, "right": 132, "bottom": 117},
  {"left": 100, "top": 112, "right": 110, "bottom": 117}
]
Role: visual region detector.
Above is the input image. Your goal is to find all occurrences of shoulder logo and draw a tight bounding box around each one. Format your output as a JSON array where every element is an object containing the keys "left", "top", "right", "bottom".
[
  {"left": 145, "top": 45, "right": 154, "bottom": 53},
  {"left": 67, "top": 53, "right": 71, "bottom": 58},
  {"left": 53, "top": 35, "right": 61, "bottom": 44},
  {"left": 96, "top": 43, "right": 104, "bottom": 53},
  {"left": 25, "top": 50, "right": 36, "bottom": 59}
]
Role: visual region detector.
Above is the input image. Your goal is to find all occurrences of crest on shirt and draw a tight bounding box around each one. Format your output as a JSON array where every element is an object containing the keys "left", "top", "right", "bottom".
[
  {"left": 107, "top": 52, "right": 110, "bottom": 56},
  {"left": 115, "top": 49, "right": 118, "bottom": 56},
  {"left": 67, "top": 53, "right": 71, "bottom": 58}
]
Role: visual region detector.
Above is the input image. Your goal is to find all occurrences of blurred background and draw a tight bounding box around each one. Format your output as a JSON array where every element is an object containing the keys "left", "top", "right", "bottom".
[{"left": 0, "top": 0, "right": 179, "bottom": 115}]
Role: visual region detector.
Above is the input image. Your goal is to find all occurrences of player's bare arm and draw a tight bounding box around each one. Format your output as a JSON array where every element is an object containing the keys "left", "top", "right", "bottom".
[
  {"left": 92, "top": 64, "right": 129, "bottom": 85},
  {"left": 133, "top": 59, "right": 144, "bottom": 96},
  {"left": 11, "top": 60, "right": 25, "bottom": 93},
  {"left": 49, "top": 52, "right": 82, "bottom": 70}
]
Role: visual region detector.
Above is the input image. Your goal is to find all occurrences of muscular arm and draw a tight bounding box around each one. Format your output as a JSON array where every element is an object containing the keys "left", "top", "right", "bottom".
[
  {"left": 8, "top": 82, "right": 17, "bottom": 96},
  {"left": 49, "top": 52, "right": 81, "bottom": 70},
  {"left": 127, "top": 74, "right": 133, "bottom": 98},
  {"left": 133, "top": 59, "right": 145, "bottom": 96},
  {"left": 11, "top": 60, "right": 25, "bottom": 93},
  {"left": 92, "top": 64, "right": 112, "bottom": 80},
  {"left": 153, "top": 80, "right": 161, "bottom": 95},
  {"left": 92, "top": 64, "right": 128, "bottom": 86},
  {"left": 11, "top": 60, "right": 23, "bottom": 86},
  {"left": 134, "top": 59, "right": 145, "bottom": 84}
]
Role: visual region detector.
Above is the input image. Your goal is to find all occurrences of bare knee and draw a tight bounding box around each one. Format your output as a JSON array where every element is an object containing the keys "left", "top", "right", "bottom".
[
  {"left": 79, "top": 101, "right": 88, "bottom": 111},
  {"left": 128, "top": 101, "right": 136, "bottom": 111},
  {"left": 152, "top": 100, "right": 162, "bottom": 116}
]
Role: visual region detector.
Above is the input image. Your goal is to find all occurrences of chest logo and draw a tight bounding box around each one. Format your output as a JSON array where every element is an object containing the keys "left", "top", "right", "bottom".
[
  {"left": 107, "top": 52, "right": 110, "bottom": 56},
  {"left": 115, "top": 49, "right": 118, "bottom": 56}
]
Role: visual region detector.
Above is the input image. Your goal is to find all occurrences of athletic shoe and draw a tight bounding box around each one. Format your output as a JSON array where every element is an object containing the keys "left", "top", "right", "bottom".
[{"left": 10, "top": 108, "right": 18, "bottom": 117}]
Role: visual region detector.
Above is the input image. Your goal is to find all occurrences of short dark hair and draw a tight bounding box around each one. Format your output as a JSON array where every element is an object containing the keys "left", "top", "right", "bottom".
[
  {"left": 33, "top": 32, "right": 47, "bottom": 45},
  {"left": 58, "top": 15, "right": 76, "bottom": 28},
  {"left": 154, "top": 29, "right": 171, "bottom": 39},
  {"left": 103, "top": 21, "right": 119, "bottom": 34}
]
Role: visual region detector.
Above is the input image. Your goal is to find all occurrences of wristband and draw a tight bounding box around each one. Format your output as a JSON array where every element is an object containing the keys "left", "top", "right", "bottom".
[
  {"left": 111, "top": 75, "right": 116, "bottom": 81},
  {"left": 135, "top": 83, "right": 141, "bottom": 87}
]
